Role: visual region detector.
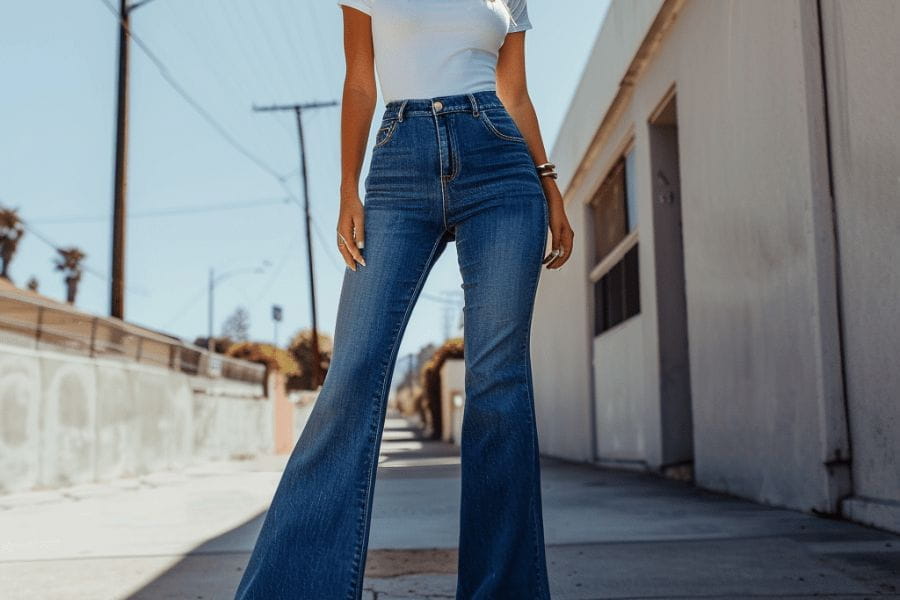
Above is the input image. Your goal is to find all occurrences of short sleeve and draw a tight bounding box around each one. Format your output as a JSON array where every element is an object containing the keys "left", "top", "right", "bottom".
[
  {"left": 337, "top": 0, "right": 372, "bottom": 16},
  {"left": 506, "top": 0, "right": 532, "bottom": 33}
]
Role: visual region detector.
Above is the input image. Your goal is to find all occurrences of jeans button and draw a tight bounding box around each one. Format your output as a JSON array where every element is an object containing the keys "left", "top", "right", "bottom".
[{"left": 433, "top": 100, "right": 444, "bottom": 112}]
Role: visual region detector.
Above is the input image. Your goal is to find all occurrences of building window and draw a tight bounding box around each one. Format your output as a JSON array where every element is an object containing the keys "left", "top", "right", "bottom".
[
  {"left": 589, "top": 147, "right": 640, "bottom": 336},
  {"left": 625, "top": 148, "right": 638, "bottom": 231}
]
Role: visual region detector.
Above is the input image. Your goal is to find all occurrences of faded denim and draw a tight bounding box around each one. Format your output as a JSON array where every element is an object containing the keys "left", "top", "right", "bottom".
[{"left": 234, "top": 90, "right": 552, "bottom": 600}]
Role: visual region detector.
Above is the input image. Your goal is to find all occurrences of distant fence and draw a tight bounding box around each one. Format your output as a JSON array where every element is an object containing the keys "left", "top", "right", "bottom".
[{"left": 0, "top": 291, "right": 265, "bottom": 386}]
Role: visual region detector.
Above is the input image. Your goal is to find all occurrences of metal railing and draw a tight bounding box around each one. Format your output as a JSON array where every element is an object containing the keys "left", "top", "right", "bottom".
[{"left": 0, "top": 290, "right": 266, "bottom": 385}]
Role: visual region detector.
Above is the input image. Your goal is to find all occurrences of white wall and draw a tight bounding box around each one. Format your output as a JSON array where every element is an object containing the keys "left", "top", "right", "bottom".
[
  {"left": 665, "top": 0, "right": 848, "bottom": 513},
  {"left": 592, "top": 316, "right": 646, "bottom": 463},
  {"left": 0, "top": 344, "right": 270, "bottom": 494},
  {"left": 821, "top": 0, "right": 900, "bottom": 532},
  {"left": 532, "top": 0, "right": 665, "bottom": 464},
  {"left": 439, "top": 358, "right": 465, "bottom": 444},
  {"left": 537, "top": 0, "right": 898, "bottom": 529}
]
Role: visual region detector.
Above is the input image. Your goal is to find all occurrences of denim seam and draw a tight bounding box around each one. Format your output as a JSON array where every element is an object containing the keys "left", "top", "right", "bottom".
[
  {"left": 521, "top": 197, "right": 550, "bottom": 599},
  {"left": 447, "top": 118, "right": 461, "bottom": 182},
  {"left": 388, "top": 106, "right": 496, "bottom": 118},
  {"left": 433, "top": 114, "right": 450, "bottom": 231},
  {"left": 374, "top": 120, "right": 398, "bottom": 148},
  {"left": 466, "top": 92, "right": 480, "bottom": 117},
  {"left": 522, "top": 320, "right": 543, "bottom": 598},
  {"left": 479, "top": 111, "right": 527, "bottom": 144},
  {"left": 346, "top": 230, "right": 448, "bottom": 600}
]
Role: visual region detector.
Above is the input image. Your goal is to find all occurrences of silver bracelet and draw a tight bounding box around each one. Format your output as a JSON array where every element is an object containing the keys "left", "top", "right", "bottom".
[{"left": 535, "top": 162, "right": 558, "bottom": 179}]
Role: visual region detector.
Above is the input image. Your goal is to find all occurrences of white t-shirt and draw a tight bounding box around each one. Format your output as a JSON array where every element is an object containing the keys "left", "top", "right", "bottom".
[{"left": 337, "top": 0, "right": 532, "bottom": 103}]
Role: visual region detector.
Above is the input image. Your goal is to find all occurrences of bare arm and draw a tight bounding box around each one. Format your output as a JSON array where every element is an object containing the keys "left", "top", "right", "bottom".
[
  {"left": 496, "top": 32, "right": 574, "bottom": 270},
  {"left": 337, "top": 6, "right": 376, "bottom": 270}
]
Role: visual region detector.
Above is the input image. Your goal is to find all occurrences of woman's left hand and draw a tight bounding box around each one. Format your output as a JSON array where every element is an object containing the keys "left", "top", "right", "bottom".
[{"left": 542, "top": 182, "right": 574, "bottom": 270}]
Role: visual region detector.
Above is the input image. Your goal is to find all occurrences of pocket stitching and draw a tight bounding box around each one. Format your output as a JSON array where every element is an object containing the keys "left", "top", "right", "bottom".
[
  {"left": 374, "top": 120, "right": 398, "bottom": 148},
  {"left": 479, "top": 110, "right": 526, "bottom": 143}
]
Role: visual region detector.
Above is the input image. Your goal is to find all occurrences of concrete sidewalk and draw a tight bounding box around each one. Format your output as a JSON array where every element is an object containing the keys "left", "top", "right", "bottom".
[{"left": 0, "top": 412, "right": 897, "bottom": 599}]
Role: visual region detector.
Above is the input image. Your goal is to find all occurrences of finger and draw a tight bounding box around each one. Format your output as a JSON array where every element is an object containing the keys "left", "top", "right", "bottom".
[
  {"left": 545, "top": 249, "right": 564, "bottom": 269},
  {"left": 339, "top": 223, "right": 366, "bottom": 267},
  {"left": 542, "top": 239, "right": 559, "bottom": 264},
  {"left": 552, "top": 230, "right": 575, "bottom": 269},
  {"left": 542, "top": 234, "right": 561, "bottom": 266},
  {"left": 353, "top": 213, "right": 365, "bottom": 250},
  {"left": 337, "top": 233, "right": 357, "bottom": 271},
  {"left": 549, "top": 245, "right": 569, "bottom": 269}
]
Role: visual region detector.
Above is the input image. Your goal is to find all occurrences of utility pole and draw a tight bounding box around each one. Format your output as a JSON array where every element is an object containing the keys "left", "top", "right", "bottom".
[
  {"left": 253, "top": 100, "right": 338, "bottom": 389},
  {"left": 109, "top": 0, "right": 155, "bottom": 320}
]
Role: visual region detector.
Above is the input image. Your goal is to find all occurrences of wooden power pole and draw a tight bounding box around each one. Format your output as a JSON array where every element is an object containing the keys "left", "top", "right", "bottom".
[
  {"left": 109, "top": 0, "right": 130, "bottom": 319},
  {"left": 109, "top": 0, "right": 155, "bottom": 319},
  {"left": 253, "top": 100, "right": 338, "bottom": 389}
]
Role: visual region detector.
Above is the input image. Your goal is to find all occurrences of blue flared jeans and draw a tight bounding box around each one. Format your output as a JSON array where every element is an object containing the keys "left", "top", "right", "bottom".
[{"left": 234, "top": 90, "right": 552, "bottom": 599}]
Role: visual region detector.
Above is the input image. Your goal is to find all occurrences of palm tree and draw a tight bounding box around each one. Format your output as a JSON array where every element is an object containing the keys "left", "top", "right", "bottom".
[
  {"left": 54, "top": 247, "right": 86, "bottom": 304},
  {"left": 0, "top": 207, "right": 26, "bottom": 281}
]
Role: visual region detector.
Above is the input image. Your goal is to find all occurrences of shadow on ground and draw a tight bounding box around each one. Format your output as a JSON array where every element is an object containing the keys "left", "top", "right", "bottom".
[{"left": 116, "top": 414, "right": 900, "bottom": 599}]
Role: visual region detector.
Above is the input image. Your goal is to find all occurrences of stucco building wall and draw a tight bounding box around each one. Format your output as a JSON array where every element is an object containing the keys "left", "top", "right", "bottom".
[{"left": 532, "top": 0, "right": 899, "bottom": 532}]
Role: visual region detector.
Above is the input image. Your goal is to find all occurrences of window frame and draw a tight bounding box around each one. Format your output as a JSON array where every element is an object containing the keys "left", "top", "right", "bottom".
[
  {"left": 588, "top": 139, "right": 638, "bottom": 285},
  {"left": 587, "top": 138, "right": 641, "bottom": 336}
]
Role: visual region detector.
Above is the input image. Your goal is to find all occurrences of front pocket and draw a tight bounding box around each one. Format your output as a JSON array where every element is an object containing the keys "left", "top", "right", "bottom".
[
  {"left": 479, "top": 109, "right": 526, "bottom": 143},
  {"left": 374, "top": 120, "right": 398, "bottom": 147}
]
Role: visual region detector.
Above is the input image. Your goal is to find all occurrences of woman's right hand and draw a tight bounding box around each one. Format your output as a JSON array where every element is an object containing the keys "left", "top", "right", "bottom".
[{"left": 337, "top": 192, "right": 366, "bottom": 270}]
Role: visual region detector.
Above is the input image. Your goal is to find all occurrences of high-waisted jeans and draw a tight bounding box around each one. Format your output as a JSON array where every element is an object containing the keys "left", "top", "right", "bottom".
[{"left": 234, "top": 90, "right": 552, "bottom": 600}]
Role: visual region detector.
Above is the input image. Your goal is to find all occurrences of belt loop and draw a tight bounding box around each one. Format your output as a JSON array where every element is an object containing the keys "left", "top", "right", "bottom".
[
  {"left": 398, "top": 100, "right": 408, "bottom": 122},
  {"left": 467, "top": 93, "right": 479, "bottom": 117}
]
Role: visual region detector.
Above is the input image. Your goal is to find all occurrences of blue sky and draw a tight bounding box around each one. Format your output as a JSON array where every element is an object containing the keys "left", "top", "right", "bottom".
[{"left": 1, "top": 0, "right": 609, "bottom": 359}]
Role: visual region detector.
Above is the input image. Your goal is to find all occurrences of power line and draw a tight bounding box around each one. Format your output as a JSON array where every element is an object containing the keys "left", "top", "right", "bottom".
[
  {"left": 205, "top": 0, "right": 295, "bottom": 145},
  {"left": 222, "top": 1, "right": 294, "bottom": 106},
  {"left": 308, "top": 214, "right": 345, "bottom": 273},
  {"left": 30, "top": 197, "right": 291, "bottom": 224},
  {"left": 250, "top": 236, "right": 299, "bottom": 310},
  {"left": 162, "top": 281, "right": 209, "bottom": 328},
  {"left": 161, "top": 0, "right": 293, "bottom": 147},
  {"left": 247, "top": 2, "right": 298, "bottom": 100},
  {"left": 274, "top": 0, "right": 328, "bottom": 94},
  {"left": 0, "top": 201, "right": 150, "bottom": 296},
  {"left": 253, "top": 100, "right": 339, "bottom": 389},
  {"left": 95, "top": 0, "right": 290, "bottom": 182}
]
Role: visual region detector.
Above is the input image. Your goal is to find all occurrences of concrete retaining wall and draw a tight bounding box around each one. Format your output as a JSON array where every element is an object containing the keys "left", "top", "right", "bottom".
[{"left": 0, "top": 344, "right": 270, "bottom": 494}]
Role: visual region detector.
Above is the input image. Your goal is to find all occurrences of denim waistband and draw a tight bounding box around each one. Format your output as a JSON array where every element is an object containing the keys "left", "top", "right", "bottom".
[{"left": 383, "top": 90, "right": 505, "bottom": 120}]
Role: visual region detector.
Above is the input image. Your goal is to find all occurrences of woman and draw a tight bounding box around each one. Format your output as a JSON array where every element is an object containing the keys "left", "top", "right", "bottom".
[{"left": 235, "top": 0, "right": 574, "bottom": 598}]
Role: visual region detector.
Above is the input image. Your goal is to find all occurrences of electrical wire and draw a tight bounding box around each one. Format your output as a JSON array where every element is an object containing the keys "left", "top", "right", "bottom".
[
  {"left": 30, "top": 197, "right": 291, "bottom": 224},
  {"left": 0, "top": 200, "right": 150, "bottom": 296},
  {"left": 274, "top": 0, "right": 328, "bottom": 94},
  {"left": 95, "top": 0, "right": 290, "bottom": 183},
  {"left": 308, "top": 214, "right": 345, "bottom": 274}
]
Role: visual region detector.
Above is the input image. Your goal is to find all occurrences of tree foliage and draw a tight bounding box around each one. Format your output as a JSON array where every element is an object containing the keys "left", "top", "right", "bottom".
[
  {"left": 221, "top": 306, "right": 251, "bottom": 342},
  {"left": 227, "top": 341, "right": 300, "bottom": 376},
  {"left": 0, "top": 207, "right": 25, "bottom": 281},
  {"left": 54, "top": 246, "right": 86, "bottom": 304},
  {"left": 287, "top": 328, "right": 334, "bottom": 391}
]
